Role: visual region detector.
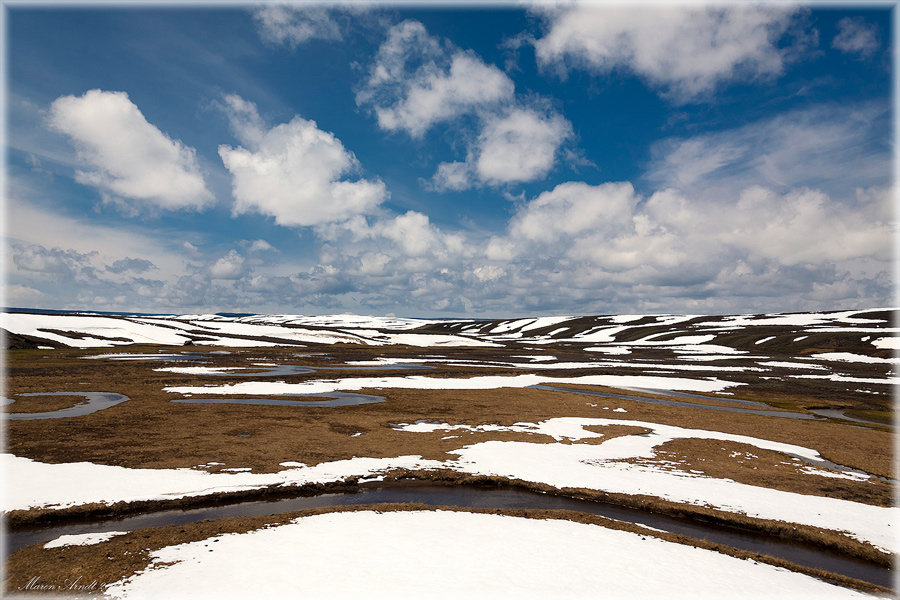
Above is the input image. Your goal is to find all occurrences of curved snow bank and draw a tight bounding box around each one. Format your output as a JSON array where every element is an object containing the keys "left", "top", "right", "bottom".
[{"left": 103, "top": 511, "right": 874, "bottom": 599}]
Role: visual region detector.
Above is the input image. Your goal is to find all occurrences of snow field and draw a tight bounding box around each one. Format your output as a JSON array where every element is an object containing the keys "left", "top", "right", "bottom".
[
  {"left": 164, "top": 373, "right": 744, "bottom": 396},
  {"left": 101, "top": 510, "right": 876, "bottom": 600}
]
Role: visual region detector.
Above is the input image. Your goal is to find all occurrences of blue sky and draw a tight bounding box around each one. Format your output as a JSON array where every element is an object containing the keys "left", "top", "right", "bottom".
[{"left": 3, "top": 2, "right": 895, "bottom": 317}]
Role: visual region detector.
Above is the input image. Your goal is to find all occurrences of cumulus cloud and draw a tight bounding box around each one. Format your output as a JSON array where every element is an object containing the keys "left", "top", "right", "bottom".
[
  {"left": 474, "top": 108, "right": 573, "bottom": 185},
  {"left": 48, "top": 90, "right": 213, "bottom": 212},
  {"left": 832, "top": 17, "right": 880, "bottom": 58},
  {"left": 317, "top": 211, "right": 467, "bottom": 263},
  {"left": 357, "top": 20, "right": 515, "bottom": 138},
  {"left": 218, "top": 95, "right": 388, "bottom": 227},
  {"left": 209, "top": 250, "right": 246, "bottom": 280},
  {"left": 488, "top": 180, "right": 894, "bottom": 296},
  {"left": 429, "top": 108, "right": 572, "bottom": 191},
  {"left": 506, "top": 182, "right": 638, "bottom": 245},
  {"left": 532, "top": 4, "right": 801, "bottom": 101},
  {"left": 360, "top": 20, "right": 573, "bottom": 191}
]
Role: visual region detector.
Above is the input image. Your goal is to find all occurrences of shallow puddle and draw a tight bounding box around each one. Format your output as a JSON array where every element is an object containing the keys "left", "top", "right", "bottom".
[
  {"left": 2, "top": 392, "right": 129, "bottom": 420},
  {"left": 5, "top": 483, "right": 890, "bottom": 588}
]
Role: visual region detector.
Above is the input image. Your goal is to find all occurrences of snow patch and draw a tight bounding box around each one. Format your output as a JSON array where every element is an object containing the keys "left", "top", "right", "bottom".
[{"left": 45, "top": 531, "right": 128, "bottom": 549}]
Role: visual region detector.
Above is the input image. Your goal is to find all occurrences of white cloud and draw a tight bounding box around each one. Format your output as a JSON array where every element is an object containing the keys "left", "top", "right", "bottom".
[
  {"left": 507, "top": 181, "right": 638, "bottom": 245},
  {"left": 429, "top": 161, "right": 473, "bottom": 192},
  {"left": 832, "top": 17, "right": 880, "bottom": 58},
  {"left": 318, "top": 211, "right": 467, "bottom": 262},
  {"left": 182, "top": 242, "right": 202, "bottom": 258},
  {"left": 533, "top": 4, "right": 800, "bottom": 101},
  {"left": 473, "top": 265, "right": 506, "bottom": 282},
  {"left": 492, "top": 179, "right": 894, "bottom": 290},
  {"left": 429, "top": 107, "right": 572, "bottom": 191},
  {"left": 252, "top": 5, "right": 345, "bottom": 48},
  {"left": 5, "top": 191, "right": 186, "bottom": 277},
  {"left": 474, "top": 108, "right": 572, "bottom": 185},
  {"left": 249, "top": 239, "right": 277, "bottom": 253},
  {"left": 218, "top": 95, "right": 388, "bottom": 227},
  {"left": 209, "top": 250, "right": 246, "bottom": 280},
  {"left": 359, "top": 20, "right": 574, "bottom": 191},
  {"left": 358, "top": 20, "right": 515, "bottom": 138},
  {"left": 48, "top": 90, "right": 213, "bottom": 212}
]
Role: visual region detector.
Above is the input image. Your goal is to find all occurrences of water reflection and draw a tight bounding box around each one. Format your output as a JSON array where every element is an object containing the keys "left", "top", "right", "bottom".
[{"left": 3, "top": 392, "right": 129, "bottom": 419}]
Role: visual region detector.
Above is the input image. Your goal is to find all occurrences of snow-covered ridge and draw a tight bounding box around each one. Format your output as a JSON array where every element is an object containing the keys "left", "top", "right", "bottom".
[{"left": 1, "top": 308, "right": 895, "bottom": 350}]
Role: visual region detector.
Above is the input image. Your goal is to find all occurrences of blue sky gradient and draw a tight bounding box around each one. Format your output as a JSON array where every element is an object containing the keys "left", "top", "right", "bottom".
[{"left": 3, "top": 3, "right": 895, "bottom": 317}]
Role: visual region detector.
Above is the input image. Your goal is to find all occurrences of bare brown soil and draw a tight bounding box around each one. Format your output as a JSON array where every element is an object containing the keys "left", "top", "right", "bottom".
[{"left": 4, "top": 503, "right": 892, "bottom": 597}]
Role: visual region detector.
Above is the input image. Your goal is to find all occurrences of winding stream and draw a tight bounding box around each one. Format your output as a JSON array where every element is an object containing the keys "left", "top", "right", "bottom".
[
  {"left": 5, "top": 483, "right": 891, "bottom": 588},
  {"left": 2, "top": 392, "right": 130, "bottom": 420},
  {"left": 534, "top": 385, "right": 820, "bottom": 420}
]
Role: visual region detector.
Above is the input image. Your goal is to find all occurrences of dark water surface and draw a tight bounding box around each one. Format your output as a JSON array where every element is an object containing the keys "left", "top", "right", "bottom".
[{"left": 5, "top": 484, "right": 891, "bottom": 588}]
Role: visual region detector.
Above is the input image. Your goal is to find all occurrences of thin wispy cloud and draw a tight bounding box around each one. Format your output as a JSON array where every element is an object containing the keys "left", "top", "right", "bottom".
[{"left": 832, "top": 17, "right": 880, "bottom": 58}]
